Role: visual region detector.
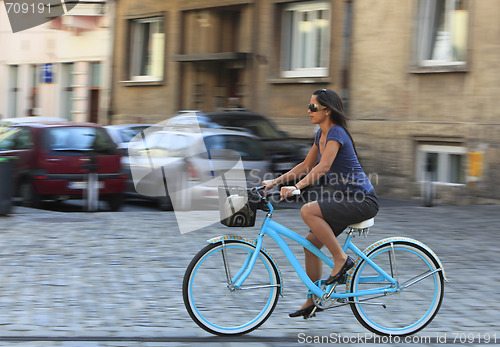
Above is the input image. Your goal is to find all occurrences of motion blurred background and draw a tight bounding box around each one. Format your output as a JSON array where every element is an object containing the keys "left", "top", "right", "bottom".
[{"left": 1, "top": 0, "right": 498, "bottom": 208}]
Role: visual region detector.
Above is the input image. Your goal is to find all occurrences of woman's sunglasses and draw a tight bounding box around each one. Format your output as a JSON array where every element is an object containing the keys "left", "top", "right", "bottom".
[{"left": 308, "top": 104, "right": 327, "bottom": 112}]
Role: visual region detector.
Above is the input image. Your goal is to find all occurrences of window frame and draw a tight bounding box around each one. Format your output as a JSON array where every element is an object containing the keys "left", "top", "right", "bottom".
[
  {"left": 125, "top": 14, "right": 166, "bottom": 84},
  {"left": 280, "top": 0, "right": 331, "bottom": 78},
  {"left": 412, "top": 0, "right": 469, "bottom": 73},
  {"left": 203, "top": 135, "right": 265, "bottom": 161},
  {"left": 416, "top": 144, "right": 467, "bottom": 185}
]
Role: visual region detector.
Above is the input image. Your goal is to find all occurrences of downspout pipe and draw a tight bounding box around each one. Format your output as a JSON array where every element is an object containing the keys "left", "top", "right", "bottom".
[
  {"left": 341, "top": 0, "right": 353, "bottom": 112},
  {"left": 107, "top": 0, "right": 118, "bottom": 125}
]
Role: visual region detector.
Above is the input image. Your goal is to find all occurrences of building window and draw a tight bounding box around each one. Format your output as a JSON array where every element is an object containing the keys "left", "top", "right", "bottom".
[
  {"left": 128, "top": 16, "right": 165, "bottom": 82},
  {"left": 281, "top": 1, "right": 331, "bottom": 78},
  {"left": 417, "top": 145, "right": 466, "bottom": 184},
  {"left": 61, "top": 63, "right": 74, "bottom": 120},
  {"left": 416, "top": 0, "right": 468, "bottom": 67},
  {"left": 29, "top": 64, "right": 40, "bottom": 116},
  {"left": 8, "top": 65, "right": 18, "bottom": 117}
]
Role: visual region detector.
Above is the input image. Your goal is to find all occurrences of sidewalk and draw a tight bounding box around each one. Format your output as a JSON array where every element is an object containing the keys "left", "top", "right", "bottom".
[{"left": 0, "top": 198, "right": 499, "bottom": 346}]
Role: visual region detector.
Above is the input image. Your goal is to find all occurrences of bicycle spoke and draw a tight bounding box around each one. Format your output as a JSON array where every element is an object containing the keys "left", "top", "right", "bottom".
[
  {"left": 238, "top": 284, "right": 281, "bottom": 290},
  {"left": 400, "top": 268, "right": 443, "bottom": 290}
]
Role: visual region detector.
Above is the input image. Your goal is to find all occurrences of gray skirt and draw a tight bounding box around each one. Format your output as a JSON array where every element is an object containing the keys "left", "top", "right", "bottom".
[{"left": 316, "top": 190, "right": 379, "bottom": 237}]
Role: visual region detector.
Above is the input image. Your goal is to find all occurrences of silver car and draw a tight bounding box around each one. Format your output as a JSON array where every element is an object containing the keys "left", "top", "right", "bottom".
[
  {"left": 105, "top": 124, "right": 164, "bottom": 191},
  {"left": 127, "top": 128, "right": 269, "bottom": 210},
  {"left": 104, "top": 124, "right": 162, "bottom": 151}
]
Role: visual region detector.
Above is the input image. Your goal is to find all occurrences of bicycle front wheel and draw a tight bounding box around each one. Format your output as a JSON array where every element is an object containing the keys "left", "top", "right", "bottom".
[
  {"left": 183, "top": 240, "right": 281, "bottom": 336},
  {"left": 350, "top": 241, "right": 444, "bottom": 336}
]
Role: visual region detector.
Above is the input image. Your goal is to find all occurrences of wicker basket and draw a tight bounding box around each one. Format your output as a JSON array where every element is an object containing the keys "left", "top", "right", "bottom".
[{"left": 218, "top": 186, "right": 258, "bottom": 227}]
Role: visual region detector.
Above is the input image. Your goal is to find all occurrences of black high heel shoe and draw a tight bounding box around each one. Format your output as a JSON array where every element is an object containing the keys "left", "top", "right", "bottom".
[
  {"left": 325, "top": 256, "right": 354, "bottom": 285},
  {"left": 289, "top": 305, "right": 323, "bottom": 319}
]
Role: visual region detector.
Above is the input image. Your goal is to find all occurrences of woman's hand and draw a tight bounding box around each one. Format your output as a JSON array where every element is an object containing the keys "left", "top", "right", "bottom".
[
  {"left": 280, "top": 186, "right": 298, "bottom": 201},
  {"left": 262, "top": 179, "right": 276, "bottom": 191}
]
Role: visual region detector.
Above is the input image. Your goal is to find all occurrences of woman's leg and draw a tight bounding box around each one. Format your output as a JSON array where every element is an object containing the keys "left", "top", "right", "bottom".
[
  {"left": 294, "top": 202, "right": 348, "bottom": 311},
  {"left": 304, "top": 232, "right": 323, "bottom": 284},
  {"left": 297, "top": 232, "right": 323, "bottom": 310},
  {"left": 301, "top": 201, "right": 348, "bottom": 278}
]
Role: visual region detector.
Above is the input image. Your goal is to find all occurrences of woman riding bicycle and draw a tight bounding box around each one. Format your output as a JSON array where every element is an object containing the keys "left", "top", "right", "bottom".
[{"left": 262, "top": 89, "right": 379, "bottom": 319}]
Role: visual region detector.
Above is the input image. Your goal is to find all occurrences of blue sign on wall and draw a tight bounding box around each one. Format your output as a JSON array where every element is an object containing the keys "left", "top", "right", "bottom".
[{"left": 42, "top": 63, "right": 53, "bottom": 83}]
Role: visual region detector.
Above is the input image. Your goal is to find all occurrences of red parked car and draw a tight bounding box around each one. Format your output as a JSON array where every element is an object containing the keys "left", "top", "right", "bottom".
[{"left": 0, "top": 121, "right": 127, "bottom": 210}]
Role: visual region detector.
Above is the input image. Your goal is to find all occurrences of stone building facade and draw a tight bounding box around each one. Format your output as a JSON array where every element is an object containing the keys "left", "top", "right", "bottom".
[
  {"left": 0, "top": 0, "right": 113, "bottom": 123},
  {"left": 348, "top": 0, "right": 499, "bottom": 203},
  {"left": 111, "top": 0, "right": 499, "bottom": 204}
]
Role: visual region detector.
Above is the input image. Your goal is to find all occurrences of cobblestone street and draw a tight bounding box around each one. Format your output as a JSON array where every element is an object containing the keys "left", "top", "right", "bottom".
[{"left": 0, "top": 198, "right": 499, "bottom": 346}]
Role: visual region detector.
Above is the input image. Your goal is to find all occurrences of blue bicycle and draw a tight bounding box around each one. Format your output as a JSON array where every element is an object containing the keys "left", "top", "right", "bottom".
[{"left": 183, "top": 187, "right": 445, "bottom": 336}]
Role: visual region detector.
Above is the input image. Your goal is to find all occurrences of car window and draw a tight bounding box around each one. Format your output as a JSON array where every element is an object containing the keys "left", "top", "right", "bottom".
[
  {"left": 0, "top": 127, "right": 20, "bottom": 150},
  {"left": 133, "top": 132, "right": 190, "bottom": 158},
  {"left": 210, "top": 117, "right": 283, "bottom": 139},
  {"left": 15, "top": 128, "right": 34, "bottom": 149},
  {"left": 204, "top": 135, "right": 264, "bottom": 161},
  {"left": 167, "top": 116, "right": 221, "bottom": 130},
  {"left": 46, "top": 127, "right": 117, "bottom": 154},
  {"left": 0, "top": 127, "right": 33, "bottom": 150},
  {"left": 119, "top": 126, "right": 160, "bottom": 143}
]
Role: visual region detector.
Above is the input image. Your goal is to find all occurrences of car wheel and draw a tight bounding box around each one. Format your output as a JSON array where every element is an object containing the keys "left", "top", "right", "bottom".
[
  {"left": 19, "top": 180, "right": 42, "bottom": 209},
  {"left": 105, "top": 194, "right": 123, "bottom": 211}
]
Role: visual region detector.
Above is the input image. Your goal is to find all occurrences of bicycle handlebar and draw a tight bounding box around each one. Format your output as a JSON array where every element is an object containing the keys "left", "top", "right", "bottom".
[{"left": 253, "top": 186, "right": 301, "bottom": 199}]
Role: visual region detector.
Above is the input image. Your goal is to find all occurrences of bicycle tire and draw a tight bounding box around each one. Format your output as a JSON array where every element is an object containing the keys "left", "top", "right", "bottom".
[
  {"left": 349, "top": 240, "right": 444, "bottom": 336},
  {"left": 183, "top": 240, "right": 281, "bottom": 335}
]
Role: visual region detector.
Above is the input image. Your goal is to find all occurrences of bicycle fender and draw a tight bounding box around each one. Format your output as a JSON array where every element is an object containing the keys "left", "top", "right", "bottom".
[
  {"left": 346, "top": 237, "right": 447, "bottom": 292},
  {"left": 207, "top": 235, "right": 284, "bottom": 295}
]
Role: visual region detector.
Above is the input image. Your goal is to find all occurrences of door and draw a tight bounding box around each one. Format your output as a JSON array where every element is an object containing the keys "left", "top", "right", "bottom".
[
  {"left": 88, "top": 89, "right": 99, "bottom": 123},
  {"left": 88, "top": 62, "right": 101, "bottom": 123}
]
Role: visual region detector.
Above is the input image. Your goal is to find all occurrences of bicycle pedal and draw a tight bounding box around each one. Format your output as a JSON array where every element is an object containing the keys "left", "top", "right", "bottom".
[
  {"left": 304, "top": 312, "right": 316, "bottom": 319},
  {"left": 327, "top": 274, "right": 347, "bottom": 285},
  {"left": 319, "top": 275, "right": 347, "bottom": 287}
]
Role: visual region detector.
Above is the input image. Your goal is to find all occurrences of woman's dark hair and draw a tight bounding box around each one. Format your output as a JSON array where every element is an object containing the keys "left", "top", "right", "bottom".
[{"left": 313, "top": 89, "right": 358, "bottom": 155}]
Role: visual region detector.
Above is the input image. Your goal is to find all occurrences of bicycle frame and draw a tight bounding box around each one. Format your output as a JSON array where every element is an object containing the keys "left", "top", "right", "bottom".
[{"left": 230, "top": 197, "right": 398, "bottom": 300}]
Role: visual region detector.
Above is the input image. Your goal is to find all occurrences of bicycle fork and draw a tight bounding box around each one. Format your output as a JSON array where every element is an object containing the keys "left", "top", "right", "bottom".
[
  {"left": 220, "top": 239, "right": 236, "bottom": 291},
  {"left": 220, "top": 239, "right": 256, "bottom": 291},
  {"left": 219, "top": 237, "right": 279, "bottom": 292}
]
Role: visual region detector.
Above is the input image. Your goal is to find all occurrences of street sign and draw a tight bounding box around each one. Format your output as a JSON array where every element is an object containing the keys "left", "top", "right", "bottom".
[{"left": 42, "top": 63, "right": 53, "bottom": 83}]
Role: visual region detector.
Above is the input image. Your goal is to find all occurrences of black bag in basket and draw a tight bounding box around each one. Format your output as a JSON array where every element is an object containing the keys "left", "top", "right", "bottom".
[{"left": 219, "top": 186, "right": 259, "bottom": 227}]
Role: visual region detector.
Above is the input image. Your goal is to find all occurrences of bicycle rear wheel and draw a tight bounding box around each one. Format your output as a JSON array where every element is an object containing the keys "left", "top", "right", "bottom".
[
  {"left": 350, "top": 241, "right": 444, "bottom": 336},
  {"left": 183, "top": 240, "right": 281, "bottom": 335}
]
